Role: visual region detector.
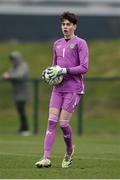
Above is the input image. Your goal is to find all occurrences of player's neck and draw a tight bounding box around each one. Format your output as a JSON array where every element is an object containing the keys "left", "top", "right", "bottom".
[{"left": 64, "top": 34, "right": 75, "bottom": 40}]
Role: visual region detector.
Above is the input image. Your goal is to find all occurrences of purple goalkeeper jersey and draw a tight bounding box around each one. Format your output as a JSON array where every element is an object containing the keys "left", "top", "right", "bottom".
[{"left": 52, "top": 36, "right": 89, "bottom": 94}]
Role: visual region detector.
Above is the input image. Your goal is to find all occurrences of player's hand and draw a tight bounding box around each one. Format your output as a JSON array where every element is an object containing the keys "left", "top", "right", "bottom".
[{"left": 47, "top": 66, "right": 67, "bottom": 79}]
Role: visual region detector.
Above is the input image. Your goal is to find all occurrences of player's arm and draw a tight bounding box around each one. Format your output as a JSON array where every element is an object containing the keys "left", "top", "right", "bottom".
[
  {"left": 67, "top": 40, "right": 89, "bottom": 75},
  {"left": 47, "top": 40, "right": 89, "bottom": 78}
]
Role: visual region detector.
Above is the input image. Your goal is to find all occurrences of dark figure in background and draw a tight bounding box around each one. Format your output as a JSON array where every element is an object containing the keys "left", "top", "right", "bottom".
[{"left": 2, "top": 51, "right": 30, "bottom": 136}]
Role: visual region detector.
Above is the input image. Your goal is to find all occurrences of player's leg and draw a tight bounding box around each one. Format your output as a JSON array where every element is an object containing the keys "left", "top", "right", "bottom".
[
  {"left": 35, "top": 92, "right": 62, "bottom": 168},
  {"left": 43, "top": 108, "right": 60, "bottom": 159},
  {"left": 59, "top": 110, "right": 74, "bottom": 168},
  {"left": 35, "top": 107, "right": 60, "bottom": 168},
  {"left": 59, "top": 93, "right": 81, "bottom": 168},
  {"left": 44, "top": 91, "right": 63, "bottom": 159},
  {"left": 59, "top": 110, "right": 73, "bottom": 155}
]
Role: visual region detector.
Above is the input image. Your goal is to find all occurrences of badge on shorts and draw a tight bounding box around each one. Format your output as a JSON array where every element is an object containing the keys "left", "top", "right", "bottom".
[{"left": 69, "top": 44, "right": 75, "bottom": 49}]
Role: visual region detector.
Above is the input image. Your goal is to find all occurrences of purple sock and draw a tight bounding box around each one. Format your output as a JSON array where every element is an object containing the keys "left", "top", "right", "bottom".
[
  {"left": 44, "top": 114, "right": 58, "bottom": 158},
  {"left": 60, "top": 120, "right": 73, "bottom": 154}
]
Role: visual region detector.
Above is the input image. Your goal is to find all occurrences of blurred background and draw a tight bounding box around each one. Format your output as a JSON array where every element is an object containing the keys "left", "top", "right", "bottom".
[{"left": 0, "top": 0, "right": 120, "bottom": 135}]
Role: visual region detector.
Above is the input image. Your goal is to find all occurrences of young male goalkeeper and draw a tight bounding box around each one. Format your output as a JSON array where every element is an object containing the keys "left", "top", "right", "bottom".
[{"left": 35, "top": 11, "right": 89, "bottom": 168}]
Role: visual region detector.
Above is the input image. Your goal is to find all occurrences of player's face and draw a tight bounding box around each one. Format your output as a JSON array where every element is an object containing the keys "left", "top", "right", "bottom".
[{"left": 61, "top": 19, "right": 76, "bottom": 39}]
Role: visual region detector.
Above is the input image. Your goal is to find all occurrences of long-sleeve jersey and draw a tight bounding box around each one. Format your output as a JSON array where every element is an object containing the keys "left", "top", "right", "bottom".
[{"left": 52, "top": 36, "right": 89, "bottom": 94}]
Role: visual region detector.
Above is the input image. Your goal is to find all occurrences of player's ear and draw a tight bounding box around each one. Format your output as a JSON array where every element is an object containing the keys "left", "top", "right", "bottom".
[{"left": 74, "top": 24, "right": 77, "bottom": 31}]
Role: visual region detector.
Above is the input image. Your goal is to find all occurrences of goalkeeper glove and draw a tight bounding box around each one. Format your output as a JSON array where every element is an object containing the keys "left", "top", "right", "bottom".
[{"left": 47, "top": 66, "right": 67, "bottom": 79}]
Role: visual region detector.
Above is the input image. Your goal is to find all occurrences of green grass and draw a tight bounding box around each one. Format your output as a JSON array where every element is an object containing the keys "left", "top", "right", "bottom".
[
  {"left": 0, "top": 40, "right": 120, "bottom": 178},
  {"left": 0, "top": 40, "right": 120, "bottom": 135},
  {"left": 0, "top": 42, "right": 52, "bottom": 76},
  {"left": 0, "top": 134, "right": 120, "bottom": 179},
  {"left": 0, "top": 39, "right": 120, "bottom": 76},
  {"left": 0, "top": 40, "right": 120, "bottom": 120}
]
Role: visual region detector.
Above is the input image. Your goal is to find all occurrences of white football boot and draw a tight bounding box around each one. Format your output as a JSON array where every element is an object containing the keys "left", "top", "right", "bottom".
[
  {"left": 35, "top": 157, "right": 51, "bottom": 168},
  {"left": 62, "top": 145, "right": 75, "bottom": 168}
]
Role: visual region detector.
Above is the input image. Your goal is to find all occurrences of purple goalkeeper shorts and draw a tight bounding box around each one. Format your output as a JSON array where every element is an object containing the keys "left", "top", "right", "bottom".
[{"left": 49, "top": 91, "right": 81, "bottom": 113}]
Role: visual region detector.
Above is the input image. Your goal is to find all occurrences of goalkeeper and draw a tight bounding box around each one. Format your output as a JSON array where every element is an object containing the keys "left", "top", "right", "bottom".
[{"left": 35, "top": 11, "right": 89, "bottom": 168}]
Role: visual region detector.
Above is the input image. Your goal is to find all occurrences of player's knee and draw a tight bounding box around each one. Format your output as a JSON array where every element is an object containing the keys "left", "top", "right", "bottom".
[
  {"left": 59, "top": 120, "right": 69, "bottom": 128},
  {"left": 48, "top": 114, "right": 58, "bottom": 123},
  {"left": 49, "top": 108, "right": 60, "bottom": 118}
]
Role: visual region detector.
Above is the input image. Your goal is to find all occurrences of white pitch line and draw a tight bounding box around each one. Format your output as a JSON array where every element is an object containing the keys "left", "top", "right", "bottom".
[
  {"left": 0, "top": 140, "right": 38, "bottom": 145},
  {"left": 80, "top": 156, "right": 120, "bottom": 161},
  {"left": 0, "top": 152, "right": 38, "bottom": 157}
]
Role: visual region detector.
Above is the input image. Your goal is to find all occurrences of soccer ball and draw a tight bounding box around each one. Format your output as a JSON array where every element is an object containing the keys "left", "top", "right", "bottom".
[
  {"left": 42, "top": 67, "right": 63, "bottom": 85},
  {"left": 48, "top": 75, "right": 63, "bottom": 85}
]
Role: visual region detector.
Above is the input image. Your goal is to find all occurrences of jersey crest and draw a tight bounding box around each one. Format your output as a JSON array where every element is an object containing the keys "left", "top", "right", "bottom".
[{"left": 69, "top": 44, "right": 76, "bottom": 49}]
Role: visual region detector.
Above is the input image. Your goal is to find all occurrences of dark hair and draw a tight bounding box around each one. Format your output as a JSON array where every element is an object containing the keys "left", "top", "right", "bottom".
[{"left": 60, "top": 11, "right": 77, "bottom": 25}]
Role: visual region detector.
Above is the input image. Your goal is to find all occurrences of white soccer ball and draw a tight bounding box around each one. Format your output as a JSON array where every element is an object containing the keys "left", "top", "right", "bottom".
[
  {"left": 48, "top": 75, "right": 63, "bottom": 85},
  {"left": 44, "top": 69, "right": 51, "bottom": 81},
  {"left": 43, "top": 66, "right": 63, "bottom": 85}
]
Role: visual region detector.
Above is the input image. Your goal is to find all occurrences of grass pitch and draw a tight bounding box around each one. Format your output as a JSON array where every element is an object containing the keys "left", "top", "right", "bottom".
[
  {"left": 0, "top": 133, "right": 120, "bottom": 179},
  {"left": 0, "top": 40, "right": 120, "bottom": 178}
]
